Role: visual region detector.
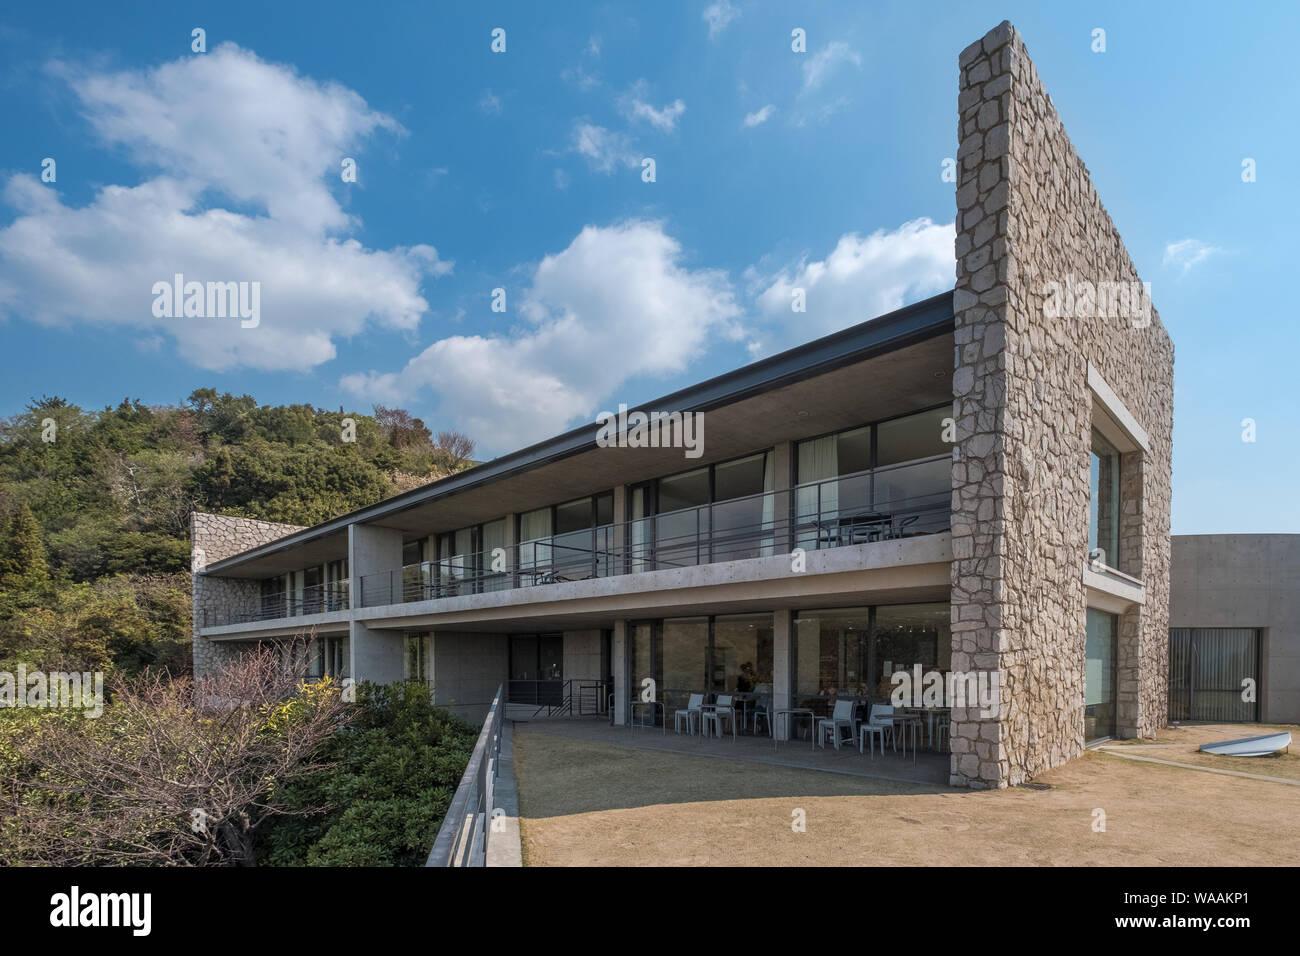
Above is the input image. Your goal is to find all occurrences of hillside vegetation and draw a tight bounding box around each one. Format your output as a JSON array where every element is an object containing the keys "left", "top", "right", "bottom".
[{"left": 0, "top": 390, "right": 474, "bottom": 675}]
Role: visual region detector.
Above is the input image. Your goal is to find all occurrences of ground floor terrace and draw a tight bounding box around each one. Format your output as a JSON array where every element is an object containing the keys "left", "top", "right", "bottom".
[
  {"left": 211, "top": 589, "right": 1130, "bottom": 786},
  {"left": 511, "top": 721, "right": 1300, "bottom": 866}
]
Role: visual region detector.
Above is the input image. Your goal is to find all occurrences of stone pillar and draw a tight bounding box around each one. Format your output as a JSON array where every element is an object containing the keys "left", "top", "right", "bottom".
[
  {"left": 772, "top": 608, "right": 793, "bottom": 740},
  {"left": 612, "top": 619, "right": 628, "bottom": 726},
  {"left": 190, "top": 512, "right": 305, "bottom": 677},
  {"left": 949, "top": 21, "right": 1173, "bottom": 787}
]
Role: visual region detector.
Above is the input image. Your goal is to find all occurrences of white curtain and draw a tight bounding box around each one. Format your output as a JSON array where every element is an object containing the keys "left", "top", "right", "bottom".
[
  {"left": 760, "top": 451, "right": 776, "bottom": 556},
  {"left": 796, "top": 436, "right": 838, "bottom": 548},
  {"left": 519, "top": 508, "right": 552, "bottom": 571}
]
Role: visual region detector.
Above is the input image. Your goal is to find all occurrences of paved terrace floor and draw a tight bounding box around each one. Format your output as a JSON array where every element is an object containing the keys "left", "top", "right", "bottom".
[{"left": 512, "top": 715, "right": 951, "bottom": 787}]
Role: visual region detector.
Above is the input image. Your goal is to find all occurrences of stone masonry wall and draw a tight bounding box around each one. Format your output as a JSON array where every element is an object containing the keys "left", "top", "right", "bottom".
[
  {"left": 949, "top": 22, "right": 1174, "bottom": 787},
  {"left": 191, "top": 512, "right": 306, "bottom": 676}
]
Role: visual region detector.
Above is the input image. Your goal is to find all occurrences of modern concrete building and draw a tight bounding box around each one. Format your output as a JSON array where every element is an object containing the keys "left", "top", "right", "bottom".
[
  {"left": 190, "top": 21, "right": 1175, "bottom": 789},
  {"left": 1169, "top": 535, "right": 1300, "bottom": 725}
]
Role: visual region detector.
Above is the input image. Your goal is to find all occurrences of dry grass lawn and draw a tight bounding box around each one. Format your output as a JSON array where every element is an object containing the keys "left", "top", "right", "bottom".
[{"left": 513, "top": 722, "right": 1300, "bottom": 866}]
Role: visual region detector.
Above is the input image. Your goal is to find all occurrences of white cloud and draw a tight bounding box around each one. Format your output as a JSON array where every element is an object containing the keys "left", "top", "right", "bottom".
[
  {"left": 743, "top": 104, "right": 775, "bottom": 127},
  {"left": 618, "top": 81, "right": 686, "bottom": 132},
  {"left": 1163, "top": 238, "right": 1221, "bottom": 274},
  {"left": 561, "top": 63, "right": 601, "bottom": 91},
  {"left": 0, "top": 43, "right": 448, "bottom": 372},
  {"left": 703, "top": 1, "right": 741, "bottom": 38},
  {"left": 585, "top": 35, "right": 602, "bottom": 57},
  {"left": 478, "top": 89, "right": 502, "bottom": 114},
  {"left": 341, "top": 220, "right": 742, "bottom": 452},
  {"left": 801, "top": 41, "right": 861, "bottom": 93},
  {"left": 752, "top": 217, "right": 954, "bottom": 340},
  {"left": 569, "top": 121, "right": 639, "bottom": 173}
]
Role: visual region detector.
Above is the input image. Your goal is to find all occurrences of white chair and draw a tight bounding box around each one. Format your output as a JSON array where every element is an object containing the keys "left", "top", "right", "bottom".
[
  {"left": 817, "top": 699, "right": 857, "bottom": 750},
  {"left": 934, "top": 712, "right": 950, "bottom": 751},
  {"left": 674, "top": 693, "right": 704, "bottom": 735},
  {"left": 859, "top": 704, "right": 896, "bottom": 758},
  {"left": 702, "top": 694, "right": 737, "bottom": 739}
]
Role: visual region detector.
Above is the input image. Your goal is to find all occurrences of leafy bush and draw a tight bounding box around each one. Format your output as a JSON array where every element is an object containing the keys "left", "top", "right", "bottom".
[{"left": 258, "top": 682, "right": 478, "bottom": 867}]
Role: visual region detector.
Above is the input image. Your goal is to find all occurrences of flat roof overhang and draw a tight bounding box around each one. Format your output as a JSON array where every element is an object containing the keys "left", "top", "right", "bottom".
[{"left": 205, "top": 289, "right": 955, "bottom": 579}]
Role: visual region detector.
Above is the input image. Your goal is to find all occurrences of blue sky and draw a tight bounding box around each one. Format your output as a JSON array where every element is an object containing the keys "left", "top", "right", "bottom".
[{"left": 0, "top": 1, "right": 1296, "bottom": 533}]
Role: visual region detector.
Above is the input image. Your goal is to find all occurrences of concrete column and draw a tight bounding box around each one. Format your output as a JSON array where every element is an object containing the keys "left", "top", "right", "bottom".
[
  {"left": 612, "top": 485, "right": 627, "bottom": 564},
  {"left": 773, "top": 608, "right": 793, "bottom": 739},
  {"left": 772, "top": 440, "right": 793, "bottom": 554},
  {"left": 612, "top": 619, "right": 628, "bottom": 725},
  {"left": 348, "top": 523, "right": 403, "bottom": 608},
  {"left": 350, "top": 620, "right": 405, "bottom": 685}
]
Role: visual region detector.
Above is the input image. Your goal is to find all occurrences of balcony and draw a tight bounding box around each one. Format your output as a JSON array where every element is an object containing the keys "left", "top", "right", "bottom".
[
  {"left": 358, "top": 454, "right": 950, "bottom": 610},
  {"left": 202, "top": 583, "right": 350, "bottom": 628}
]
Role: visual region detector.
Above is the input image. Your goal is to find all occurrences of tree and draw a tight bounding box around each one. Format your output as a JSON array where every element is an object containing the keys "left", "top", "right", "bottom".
[
  {"left": 0, "top": 642, "right": 349, "bottom": 866},
  {"left": 434, "top": 430, "right": 476, "bottom": 469},
  {"left": 0, "top": 502, "right": 49, "bottom": 593},
  {"left": 373, "top": 405, "right": 433, "bottom": 450}
]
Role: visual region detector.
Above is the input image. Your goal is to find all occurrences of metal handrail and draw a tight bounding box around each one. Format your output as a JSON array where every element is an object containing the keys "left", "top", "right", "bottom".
[
  {"left": 427, "top": 683, "right": 504, "bottom": 867},
  {"left": 202, "top": 582, "right": 350, "bottom": 627},
  {"left": 360, "top": 454, "right": 950, "bottom": 609}
]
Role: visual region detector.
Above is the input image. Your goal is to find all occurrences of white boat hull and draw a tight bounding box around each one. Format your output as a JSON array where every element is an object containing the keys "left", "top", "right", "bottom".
[{"left": 1199, "top": 732, "right": 1291, "bottom": 757}]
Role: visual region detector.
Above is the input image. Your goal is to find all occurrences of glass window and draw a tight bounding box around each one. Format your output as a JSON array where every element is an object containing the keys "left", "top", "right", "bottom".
[
  {"left": 555, "top": 497, "right": 593, "bottom": 534},
  {"left": 877, "top": 407, "right": 948, "bottom": 466},
  {"left": 1089, "top": 430, "right": 1121, "bottom": 568},
  {"left": 595, "top": 492, "right": 614, "bottom": 526},
  {"left": 1085, "top": 609, "right": 1118, "bottom": 740},
  {"left": 711, "top": 613, "right": 774, "bottom": 694},
  {"left": 658, "top": 467, "right": 710, "bottom": 512},
  {"left": 792, "top": 607, "right": 872, "bottom": 710},
  {"left": 872, "top": 603, "right": 952, "bottom": 699}
]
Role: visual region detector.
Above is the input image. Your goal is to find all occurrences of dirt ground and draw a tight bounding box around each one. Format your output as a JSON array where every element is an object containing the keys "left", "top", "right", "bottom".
[
  {"left": 1101, "top": 722, "right": 1299, "bottom": 780},
  {"left": 513, "top": 722, "right": 1300, "bottom": 866}
]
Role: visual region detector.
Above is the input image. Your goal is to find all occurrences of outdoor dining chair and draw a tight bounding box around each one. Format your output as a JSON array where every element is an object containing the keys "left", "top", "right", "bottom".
[
  {"left": 702, "top": 694, "right": 737, "bottom": 739},
  {"left": 674, "top": 693, "right": 704, "bottom": 735},
  {"left": 817, "top": 698, "right": 857, "bottom": 750},
  {"left": 859, "top": 703, "right": 897, "bottom": 758}
]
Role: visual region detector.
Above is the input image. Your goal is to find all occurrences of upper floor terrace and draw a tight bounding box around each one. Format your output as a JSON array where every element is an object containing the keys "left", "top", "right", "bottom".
[{"left": 196, "top": 291, "right": 957, "bottom": 631}]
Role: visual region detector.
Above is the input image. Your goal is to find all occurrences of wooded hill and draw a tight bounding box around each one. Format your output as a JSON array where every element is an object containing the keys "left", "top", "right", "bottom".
[{"left": 0, "top": 390, "right": 473, "bottom": 675}]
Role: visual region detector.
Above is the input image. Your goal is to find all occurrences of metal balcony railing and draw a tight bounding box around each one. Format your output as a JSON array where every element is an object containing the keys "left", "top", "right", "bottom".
[
  {"left": 201, "top": 583, "right": 350, "bottom": 628},
  {"left": 359, "top": 454, "right": 950, "bottom": 610}
]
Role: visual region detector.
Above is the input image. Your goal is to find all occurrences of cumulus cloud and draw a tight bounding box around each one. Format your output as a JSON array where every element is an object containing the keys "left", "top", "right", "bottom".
[
  {"left": 0, "top": 43, "right": 448, "bottom": 371},
  {"left": 618, "top": 81, "right": 686, "bottom": 132},
  {"left": 743, "top": 104, "right": 775, "bottom": 127},
  {"left": 703, "top": 1, "right": 741, "bottom": 39},
  {"left": 1163, "top": 238, "right": 1221, "bottom": 274},
  {"left": 478, "top": 89, "right": 502, "bottom": 114},
  {"left": 751, "top": 217, "right": 954, "bottom": 341},
  {"left": 341, "top": 220, "right": 742, "bottom": 452}
]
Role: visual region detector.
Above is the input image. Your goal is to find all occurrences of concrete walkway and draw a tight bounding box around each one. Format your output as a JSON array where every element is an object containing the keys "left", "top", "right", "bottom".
[
  {"left": 517, "top": 716, "right": 950, "bottom": 787},
  {"left": 485, "top": 720, "right": 523, "bottom": 867}
]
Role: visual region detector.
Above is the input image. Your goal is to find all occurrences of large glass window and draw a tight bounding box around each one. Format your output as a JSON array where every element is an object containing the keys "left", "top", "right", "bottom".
[
  {"left": 642, "top": 452, "right": 775, "bottom": 569},
  {"left": 795, "top": 406, "right": 951, "bottom": 549},
  {"left": 792, "top": 603, "right": 951, "bottom": 716},
  {"left": 626, "top": 613, "right": 775, "bottom": 726},
  {"left": 711, "top": 613, "right": 774, "bottom": 694},
  {"left": 1089, "top": 430, "right": 1122, "bottom": 569},
  {"left": 1085, "top": 608, "right": 1118, "bottom": 740}
]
